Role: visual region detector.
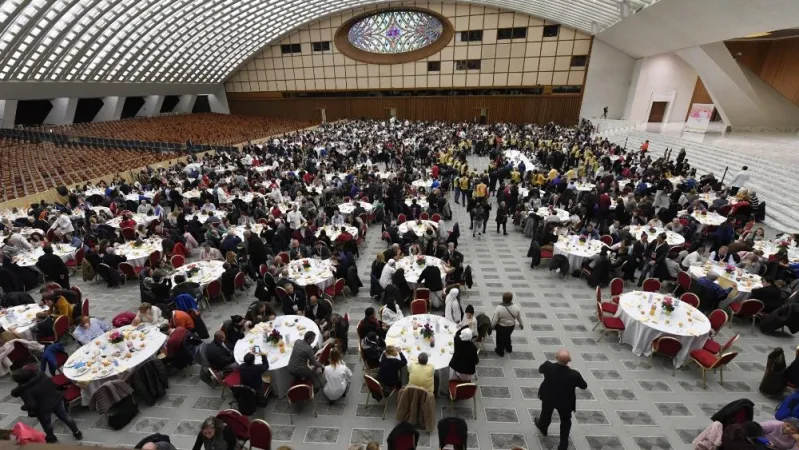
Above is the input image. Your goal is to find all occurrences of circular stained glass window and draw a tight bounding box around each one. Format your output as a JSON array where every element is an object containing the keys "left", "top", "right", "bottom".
[{"left": 347, "top": 10, "right": 444, "bottom": 54}]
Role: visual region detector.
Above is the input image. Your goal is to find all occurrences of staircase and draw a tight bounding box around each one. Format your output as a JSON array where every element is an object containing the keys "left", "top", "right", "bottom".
[{"left": 597, "top": 128, "right": 799, "bottom": 233}]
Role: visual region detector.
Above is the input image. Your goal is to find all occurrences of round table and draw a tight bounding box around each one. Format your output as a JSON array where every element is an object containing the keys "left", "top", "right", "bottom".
[
  {"left": 616, "top": 291, "right": 711, "bottom": 367},
  {"left": 405, "top": 196, "right": 429, "bottom": 209},
  {"left": 229, "top": 224, "right": 264, "bottom": 241},
  {"left": 234, "top": 316, "right": 321, "bottom": 398},
  {"left": 287, "top": 258, "right": 335, "bottom": 290},
  {"left": 192, "top": 211, "right": 225, "bottom": 224},
  {"left": 338, "top": 201, "right": 373, "bottom": 216},
  {"left": 12, "top": 244, "right": 76, "bottom": 267},
  {"left": 0, "top": 304, "right": 49, "bottom": 340},
  {"left": 688, "top": 263, "right": 763, "bottom": 301},
  {"left": 83, "top": 188, "right": 106, "bottom": 197},
  {"left": 276, "top": 202, "right": 300, "bottom": 214},
  {"left": 63, "top": 324, "right": 166, "bottom": 404},
  {"left": 395, "top": 255, "right": 447, "bottom": 288},
  {"left": 398, "top": 220, "right": 439, "bottom": 238},
  {"left": 224, "top": 192, "right": 262, "bottom": 204},
  {"left": 628, "top": 226, "right": 685, "bottom": 246},
  {"left": 503, "top": 150, "right": 535, "bottom": 172},
  {"left": 411, "top": 180, "right": 434, "bottom": 191},
  {"left": 534, "top": 207, "right": 570, "bottom": 222},
  {"left": 105, "top": 214, "right": 159, "bottom": 228},
  {"left": 124, "top": 191, "right": 157, "bottom": 202},
  {"left": 325, "top": 172, "right": 350, "bottom": 183},
  {"left": 754, "top": 241, "right": 799, "bottom": 264},
  {"left": 315, "top": 225, "right": 358, "bottom": 242},
  {"left": 689, "top": 211, "right": 727, "bottom": 227},
  {"left": 0, "top": 210, "right": 30, "bottom": 222},
  {"left": 574, "top": 182, "right": 595, "bottom": 192},
  {"left": 386, "top": 314, "right": 457, "bottom": 395},
  {"left": 553, "top": 236, "right": 606, "bottom": 270},
  {"left": 18, "top": 227, "right": 44, "bottom": 238},
  {"left": 697, "top": 192, "right": 739, "bottom": 206},
  {"left": 113, "top": 238, "right": 163, "bottom": 268},
  {"left": 171, "top": 260, "right": 226, "bottom": 286},
  {"left": 181, "top": 189, "right": 203, "bottom": 199}
]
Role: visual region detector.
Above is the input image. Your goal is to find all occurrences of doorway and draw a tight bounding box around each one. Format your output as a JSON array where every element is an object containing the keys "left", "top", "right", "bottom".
[
  {"left": 474, "top": 108, "right": 488, "bottom": 124},
  {"left": 648, "top": 101, "right": 668, "bottom": 123},
  {"left": 384, "top": 108, "right": 397, "bottom": 119},
  {"left": 319, "top": 108, "right": 326, "bottom": 123}
]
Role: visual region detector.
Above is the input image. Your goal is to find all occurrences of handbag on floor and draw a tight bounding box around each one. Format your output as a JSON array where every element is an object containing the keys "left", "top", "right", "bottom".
[{"left": 107, "top": 395, "right": 139, "bottom": 430}]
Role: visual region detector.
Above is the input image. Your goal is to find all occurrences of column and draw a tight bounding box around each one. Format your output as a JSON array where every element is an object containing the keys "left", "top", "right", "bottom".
[
  {"left": 44, "top": 97, "right": 78, "bottom": 125},
  {"left": 207, "top": 86, "right": 230, "bottom": 114},
  {"left": 174, "top": 94, "right": 197, "bottom": 113},
  {"left": 0, "top": 100, "right": 17, "bottom": 128},
  {"left": 136, "top": 95, "right": 164, "bottom": 117},
  {"left": 94, "top": 96, "right": 125, "bottom": 122}
]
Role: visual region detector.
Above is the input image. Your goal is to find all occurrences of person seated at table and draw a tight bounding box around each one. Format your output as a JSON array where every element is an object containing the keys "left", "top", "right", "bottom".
[
  {"left": 206, "top": 330, "right": 238, "bottom": 372},
  {"left": 133, "top": 302, "right": 167, "bottom": 327},
  {"left": 160, "top": 324, "right": 201, "bottom": 370},
  {"left": 377, "top": 345, "right": 406, "bottom": 389},
  {"left": 239, "top": 352, "right": 269, "bottom": 404},
  {"left": 710, "top": 245, "right": 741, "bottom": 264},
  {"left": 136, "top": 200, "right": 150, "bottom": 215},
  {"left": 579, "top": 223, "right": 600, "bottom": 240},
  {"left": 664, "top": 253, "right": 681, "bottom": 280},
  {"left": 245, "top": 301, "right": 276, "bottom": 326},
  {"left": 73, "top": 315, "right": 112, "bottom": 345},
  {"left": 222, "top": 315, "right": 248, "bottom": 349},
  {"left": 288, "top": 331, "right": 324, "bottom": 388},
  {"left": 306, "top": 295, "right": 331, "bottom": 327},
  {"left": 418, "top": 262, "right": 444, "bottom": 309},
  {"left": 664, "top": 218, "right": 684, "bottom": 235},
  {"left": 697, "top": 272, "right": 733, "bottom": 305},
  {"left": 220, "top": 230, "right": 242, "bottom": 254},
  {"left": 191, "top": 416, "right": 236, "bottom": 450},
  {"left": 752, "top": 278, "right": 784, "bottom": 314},
  {"left": 358, "top": 307, "right": 387, "bottom": 339},
  {"left": 48, "top": 210, "right": 74, "bottom": 241},
  {"left": 323, "top": 348, "right": 352, "bottom": 403},
  {"left": 637, "top": 233, "right": 669, "bottom": 286},
  {"left": 681, "top": 246, "right": 707, "bottom": 270},
  {"left": 335, "top": 227, "right": 354, "bottom": 246},
  {"left": 220, "top": 263, "right": 239, "bottom": 300},
  {"left": 758, "top": 418, "right": 799, "bottom": 450},
  {"left": 199, "top": 242, "right": 223, "bottom": 261},
  {"left": 449, "top": 327, "right": 478, "bottom": 382},
  {"left": 167, "top": 308, "right": 195, "bottom": 331},
  {"left": 171, "top": 274, "right": 203, "bottom": 300},
  {"left": 35, "top": 245, "right": 71, "bottom": 289},
  {"left": 379, "top": 259, "right": 396, "bottom": 290},
  {"left": 391, "top": 268, "right": 413, "bottom": 305},
  {"left": 288, "top": 238, "right": 311, "bottom": 260},
  {"left": 119, "top": 213, "right": 137, "bottom": 230},
  {"left": 408, "top": 351, "right": 437, "bottom": 395},
  {"left": 281, "top": 283, "right": 306, "bottom": 316},
  {"left": 738, "top": 253, "right": 763, "bottom": 275},
  {"left": 312, "top": 240, "right": 332, "bottom": 259},
  {"left": 42, "top": 294, "right": 74, "bottom": 325},
  {"left": 721, "top": 421, "right": 765, "bottom": 450}
]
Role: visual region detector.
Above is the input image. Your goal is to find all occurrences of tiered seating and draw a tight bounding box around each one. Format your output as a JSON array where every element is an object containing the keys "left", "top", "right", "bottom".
[
  {"left": 45, "top": 113, "right": 313, "bottom": 146},
  {"left": 0, "top": 138, "right": 177, "bottom": 201}
]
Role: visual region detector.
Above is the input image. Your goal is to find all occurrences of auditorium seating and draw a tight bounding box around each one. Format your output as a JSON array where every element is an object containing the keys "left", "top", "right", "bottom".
[
  {"left": 0, "top": 138, "right": 177, "bottom": 202},
  {"left": 43, "top": 113, "right": 313, "bottom": 146}
]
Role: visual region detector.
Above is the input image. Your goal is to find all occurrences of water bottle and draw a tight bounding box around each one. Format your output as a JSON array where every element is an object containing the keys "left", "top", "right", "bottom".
[
  {"left": 648, "top": 293, "right": 653, "bottom": 304},
  {"left": 435, "top": 319, "right": 440, "bottom": 333}
]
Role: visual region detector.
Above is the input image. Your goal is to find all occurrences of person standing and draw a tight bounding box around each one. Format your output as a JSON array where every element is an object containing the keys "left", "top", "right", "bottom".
[
  {"left": 534, "top": 349, "right": 588, "bottom": 450},
  {"left": 11, "top": 367, "right": 83, "bottom": 443},
  {"left": 495, "top": 201, "right": 509, "bottom": 236},
  {"left": 728, "top": 165, "right": 750, "bottom": 196},
  {"left": 491, "top": 292, "right": 523, "bottom": 357}
]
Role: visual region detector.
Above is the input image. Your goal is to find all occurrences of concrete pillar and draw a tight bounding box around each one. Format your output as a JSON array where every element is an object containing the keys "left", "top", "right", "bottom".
[
  {"left": 174, "top": 95, "right": 197, "bottom": 114},
  {"left": 94, "top": 96, "right": 125, "bottom": 122},
  {"left": 136, "top": 95, "right": 164, "bottom": 118},
  {"left": 208, "top": 86, "right": 230, "bottom": 114},
  {"left": 0, "top": 99, "right": 17, "bottom": 128},
  {"left": 44, "top": 97, "right": 78, "bottom": 125}
]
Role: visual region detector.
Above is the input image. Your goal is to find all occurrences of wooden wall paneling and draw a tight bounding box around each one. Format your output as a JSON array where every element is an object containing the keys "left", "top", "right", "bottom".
[
  {"left": 724, "top": 40, "right": 772, "bottom": 75},
  {"left": 760, "top": 38, "right": 799, "bottom": 105},
  {"left": 685, "top": 77, "right": 713, "bottom": 120}
]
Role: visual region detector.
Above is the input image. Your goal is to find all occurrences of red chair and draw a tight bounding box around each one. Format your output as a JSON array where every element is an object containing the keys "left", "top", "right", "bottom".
[
  {"left": 650, "top": 336, "right": 683, "bottom": 375},
  {"left": 121, "top": 227, "right": 136, "bottom": 241},
  {"left": 216, "top": 409, "right": 250, "bottom": 448},
  {"left": 118, "top": 262, "right": 141, "bottom": 280},
  {"left": 679, "top": 293, "right": 700, "bottom": 309},
  {"left": 277, "top": 252, "right": 290, "bottom": 264},
  {"left": 689, "top": 350, "right": 739, "bottom": 388},
  {"left": 386, "top": 422, "right": 419, "bottom": 450},
  {"left": 7, "top": 342, "right": 38, "bottom": 369},
  {"left": 316, "top": 343, "right": 333, "bottom": 366},
  {"left": 599, "top": 235, "right": 613, "bottom": 246},
  {"left": 305, "top": 284, "right": 321, "bottom": 300},
  {"left": 609, "top": 277, "right": 624, "bottom": 304},
  {"left": 81, "top": 298, "right": 89, "bottom": 317},
  {"left": 674, "top": 271, "right": 691, "bottom": 294},
  {"left": 419, "top": 212, "right": 429, "bottom": 220},
  {"left": 38, "top": 315, "right": 69, "bottom": 345},
  {"left": 286, "top": 381, "right": 316, "bottom": 424},
  {"left": 431, "top": 213, "right": 442, "bottom": 223},
  {"left": 70, "top": 286, "right": 83, "bottom": 301},
  {"left": 411, "top": 299, "right": 428, "bottom": 315},
  {"left": 170, "top": 254, "right": 185, "bottom": 269},
  {"left": 234, "top": 272, "right": 246, "bottom": 293},
  {"left": 449, "top": 382, "right": 478, "bottom": 419},
  {"left": 363, "top": 374, "right": 396, "bottom": 419},
  {"left": 703, "top": 332, "right": 739, "bottom": 356},
  {"left": 205, "top": 279, "right": 224, "bottom": 309},
  {"left": 65, "top": 246, "right": 84, "bottom": 273},
  {"left": 323, "top": 278, "right": 345, "bottom": 302},
  {"left": 397, "top": 213, "right": 407, "bottom": 224},
  {"left": 173, "top": 241, "right": 187, "bottom": 257},
  {"left": 148, "top": 250, "right": 161, "bottom": 267},
  {"left": 62, "top": 383, "right": 82, "bottom": 412},
  {"left": 208, "top": 368, "right": 240, "bottom": 398},
  {"left": 729, "top": 299, "right": 764, "bottom": 332},
  {"left": 414, "top": 288, "right": 430, "bottom": 301},
  {"left": 708, "top": 309, "right": 729, "bottom": 334},
  {"left": 642, "top": 278, "right": 661, "bottom": 293},
  {"left": 382, "top": 231, "right": 391, "bottom": 245},
  {"left": 259, "top": 264, "right": 268, "bottom": 276},
  {"left": 595, "top": 301, "right": 625, "bottom": 341},
  {"left": 248, "top": 419, "right": 273, "bottom": 450},
  {"left": 51, "top": 350, "right": 71, "bottom": 387},
  {"left": 594, "top": 286, "right": 617, "bottom": 318}
]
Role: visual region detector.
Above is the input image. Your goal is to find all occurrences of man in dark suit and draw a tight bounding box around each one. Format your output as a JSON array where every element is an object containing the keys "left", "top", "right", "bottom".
[
  {"left": 535, "top": 349, "right": 588, "bottom": 450},
  {"left": 36, "top": 245, "right": 71, "bottom": 288},
  {"left": 751, "top": 278, "right": 783, "bottom": 313},
  {"left": 442, "top": 242, "right": 463, "bottom": 267},
  {"left": 637, "top": 232, "right": 668, "bottom": 286},
  {"left": 245, "top": 231, "right": 268, "bottom": 278},
  {"left": 101, "top": 247, "right": 127, "bottom": 270}
]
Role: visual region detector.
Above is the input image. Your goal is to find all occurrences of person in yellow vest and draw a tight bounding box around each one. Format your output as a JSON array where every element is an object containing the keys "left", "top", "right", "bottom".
[
  {"left": 547, "top": 167, "right": 559, "bottom": 182},
  {"left": 474, "top": 178, "right": 488, "bottom": 200},
  {"left": 459, "top": 175, "right": 470, "bottom": 194},
  {"left": 510, "top": 168, "right": 521, "bottom": 184},
  {"left": 534, "top": 171, "right": 546, "bottom": 187},
  {"left": 408, "top": 352, "right": 436, "bottom": 394},
  {"left": 564, "top": 167, "right": 577, "bottom": 182}
]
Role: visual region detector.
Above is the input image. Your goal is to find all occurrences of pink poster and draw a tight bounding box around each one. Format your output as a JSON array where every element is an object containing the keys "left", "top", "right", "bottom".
[{"left": 685, "top": 103, "right": 714, "bottom": 133}]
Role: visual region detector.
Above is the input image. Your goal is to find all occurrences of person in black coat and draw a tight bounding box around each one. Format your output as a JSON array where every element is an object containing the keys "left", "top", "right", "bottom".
[
  {"left": 534, "top": 349, "right": 588, "bottom": 450},
  {"left": 239, "top": 352, "right": 269, "bottom": 399},
  {"left": 11, "top": 368, "right": 83, "bottom": 443},
  {"left": 392, "top": 269, "right": 413, "bottom": 304},
  {"left": 376, "top": 345, "right": 407, "bottom": 389},
  {"left": 244, "top": 231, "right": 268, "bottom": 277},
  {"left": 36, "top": 245, "right": 71, "bottom": 288},
  {"left": 191, "top": 417, "right": 236, "bottom": 450},
  {"left": 448, "top": 326, "right": 479, "bottom": 380},
  {"left": 305, "top": 295, "right": 331, "bottom": 325},
  {"left": 280, "top": 283, "right": 306, "bottom": 315},
  {"left": 101, "top": 247, "right": 128, "bottom": 270},
  {"left": 205, "top": 331, "right": 238, "bottom": 371},
  {"left": 221, "top": 315, "right": 247, "bottom": 349},
  {"left": 751, "top": 278, "right": 784, "bottom": 313},
  {"left": 637, "top": 233, "right": 668, "bottom": 286}
]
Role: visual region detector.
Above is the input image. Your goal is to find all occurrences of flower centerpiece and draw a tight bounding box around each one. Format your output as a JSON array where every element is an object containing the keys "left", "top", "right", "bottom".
[
  {"left": 132, "top": 237, "right": 144, "bottom": 248},
  {"left": 416, "top": 219, "right": 423, "bottom": 226},
  {"left": 777, "top": 240, "right": 790, "bottom": 259},
  {"left": 108, "top": 330, "right": 124, "bottom": 344},
  {"left": 578, "top": 234, "right": 587, "bottom": 244},
  {"left": 266, "top": 328, "right": 282, "bottom": 345},
  {"left": 661, "top": 297, "right": 675, "bottom": 315},
  {"left": 725, "top": 263, "right": 736, "bottom": 273},
  {"left": 301, "top": 259, "right": 312, "bottom": 271},
  {"left": 648, "top": 227, "right": 657, "bottom": 234},
  {"left": 420, "top": 323, "right": 434, "bottom": 340},
  {"left": 202, "top": 210, "right": 210, "bottom": 216},
  {"left": 416, "top": 256, "right": 426, "bottom": 267}
]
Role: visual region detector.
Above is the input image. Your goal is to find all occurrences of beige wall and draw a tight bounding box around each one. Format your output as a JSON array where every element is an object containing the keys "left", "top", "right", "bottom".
[{"left": 225, "top": 1, "right": 591, "bottom": 93}]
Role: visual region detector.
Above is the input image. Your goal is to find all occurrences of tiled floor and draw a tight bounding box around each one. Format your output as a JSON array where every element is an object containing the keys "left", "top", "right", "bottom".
[{"left": 2, "top": 154, "right": 794, "bottom": 450}]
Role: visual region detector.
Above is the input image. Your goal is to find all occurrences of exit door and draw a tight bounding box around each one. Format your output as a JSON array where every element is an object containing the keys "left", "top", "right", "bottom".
[{"left": 648, "top": 101, "right": 668, "bottom": 123}]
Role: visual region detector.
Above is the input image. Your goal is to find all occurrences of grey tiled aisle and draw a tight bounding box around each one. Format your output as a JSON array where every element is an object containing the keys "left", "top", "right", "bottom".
[{"left": 2, "top": 155, "right": 793, "bottom": 449}]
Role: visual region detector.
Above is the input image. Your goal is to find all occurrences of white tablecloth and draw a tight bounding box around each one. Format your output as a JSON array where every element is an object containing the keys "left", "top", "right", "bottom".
[
  {"left": 688, "top": 263, "right": 763, "bottom": 295},
  {"left": 0, "top": 210, "right": 30, "bottom": 222},
  {"left": 234, "top": 316, "right": 321, "bottom": 398},
  {"left": 553, "top": 236, "right": 606, "bottom": 270},
  {"left": 12, "top": 244, "right": 76, "bottom": 267},
  {"left": 191, "top": 211, "right": 225, "bottom": 224},
  {"left": 171, "top": 260, "right": 226, "bottom": 286},
  {"left": 534, "top": 207, "right": 570, "bottom": 222},
  {"left": 105, "top": 214, "right": 159, "bottom": 228},
  {"left": 574, "top": 182, "right": 595, "bottom": 192},
  {"left": 315, "top": 225, "right": 358, "bottom": 242},
  {"left": 229, "top": 224, "right": 264, "bottom": 241},
  {"left": 503, "top": 150, "right": 535, "bottom": 172},
  {"left": 405, "top": 196, "right": 429, "bottom": 209},
  {"left": 395, "top": 255, "right": 447, "bottom": 287},
  {"left": 224, "top": 192, "right": 262, "bottom": 204},
  {"left": 398, "top": 220, "right": 439, "bottom": 238},
  {"left": 338, "top": 201, "right": 373, "bottom": 216},
  {"left": 628, "top": 226, "right": 685, "bottom": 246},
  {"left": 0, "top": 304, "right": 49, "bottom": 340},
  {"left": 83, "top": 188, "right": 106, "bottom": 197},
  {"left": 754, "top": 241, "right": 799, "bottom": 264},
  {"left": 387, "top": 314, "right": 457, "bottom": 395},
  {"left": 63, "top": 324, "right": 166, "bottom": 404},
  {"left": 616, "top": 291, "right": 710, "bottom": 367},
  {"left": 114, "top": 238, "right": 163, "bottom": 268},
  {"left": 324, "top": 172, "right": 350, "bottom": 182},
  {"left": 412, "top": 180, "right": 434, "bottom": 191},
  {"left": 687, "top": 211, "right": 727, "bottom": 226},
  {"left": 124, "top": 191, "right": 157, "bottom": 202},
  {"left": 182, "top": 189, "right": 203, "bottom": 199},
  {"left": 287, "top": 258, "right": 335, "bottom": 289},
  {"left": 17, "top": 227, "right": 44, "bottom": 238}
]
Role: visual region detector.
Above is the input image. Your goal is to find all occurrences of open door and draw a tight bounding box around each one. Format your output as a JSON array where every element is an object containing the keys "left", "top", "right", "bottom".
[
  {"left": 648, "top": 101, "right": 668, "bottom": 123},
  {"left": 384, "top": 108, "right": 397, "bottom": 119},
  {"left": 474, "top": 108, "right": 488, "bottom": 124}
]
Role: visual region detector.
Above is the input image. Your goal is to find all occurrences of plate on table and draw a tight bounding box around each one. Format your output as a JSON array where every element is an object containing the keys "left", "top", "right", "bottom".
[{"left": 72, "top": 366, "right": 90, "bottom": 376}]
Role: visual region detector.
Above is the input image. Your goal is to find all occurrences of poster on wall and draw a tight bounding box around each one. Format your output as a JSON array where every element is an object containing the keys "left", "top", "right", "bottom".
[{"left": 685, "top": 103, "right": 714, "bottom": 133}]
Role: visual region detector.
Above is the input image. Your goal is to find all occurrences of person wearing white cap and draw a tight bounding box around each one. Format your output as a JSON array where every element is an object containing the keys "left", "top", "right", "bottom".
[{"left": 448, "top": 326, "right": 478, "bottom": 382}]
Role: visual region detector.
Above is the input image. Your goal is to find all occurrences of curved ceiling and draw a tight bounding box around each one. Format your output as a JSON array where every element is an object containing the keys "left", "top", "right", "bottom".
[{"left": 0, "top": 0, "right": 656, "bottom": 85}]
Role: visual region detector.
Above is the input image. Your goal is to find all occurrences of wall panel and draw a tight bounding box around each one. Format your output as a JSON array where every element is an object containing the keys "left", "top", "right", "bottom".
[
  {"left": 725, "top": 38, "right": 799, "bottom": 107},
  {"left": 227, "top": 93, "right": 581, "bottom": 125}
]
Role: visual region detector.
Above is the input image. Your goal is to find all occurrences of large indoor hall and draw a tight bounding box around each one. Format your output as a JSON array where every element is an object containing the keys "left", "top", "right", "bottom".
[{"left": 2, "top": 1, "right": 799, "bottom": 450}]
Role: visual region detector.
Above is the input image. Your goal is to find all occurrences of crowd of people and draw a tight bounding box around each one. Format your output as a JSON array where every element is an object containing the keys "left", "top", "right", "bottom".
[{"left": 1, "top": 116, "right": 798, "bottom": 450}]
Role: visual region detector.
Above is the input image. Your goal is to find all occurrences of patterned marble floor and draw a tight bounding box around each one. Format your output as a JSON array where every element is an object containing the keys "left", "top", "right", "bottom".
[{"left": 2, "top": 155, "right": 794, "bottom": 450}]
